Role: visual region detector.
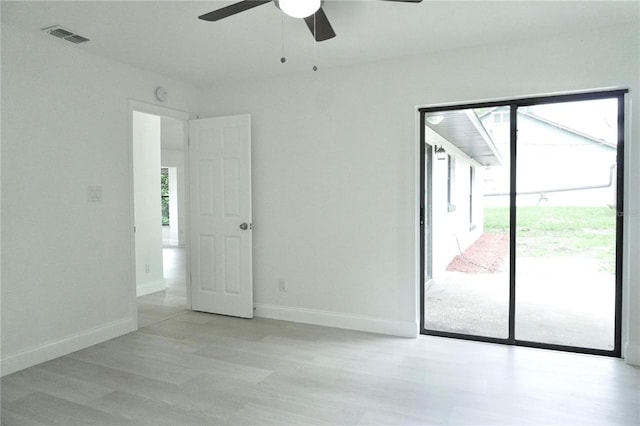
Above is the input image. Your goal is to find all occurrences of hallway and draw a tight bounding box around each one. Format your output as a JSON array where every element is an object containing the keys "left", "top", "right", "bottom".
[{"left": 136, "top": 247, "right": 188, "bottom": 328}]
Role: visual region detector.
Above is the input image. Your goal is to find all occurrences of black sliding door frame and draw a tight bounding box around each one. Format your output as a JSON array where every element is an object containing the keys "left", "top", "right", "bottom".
[{"left": 419, "top": 89, "right": 627, "bottom": 357}]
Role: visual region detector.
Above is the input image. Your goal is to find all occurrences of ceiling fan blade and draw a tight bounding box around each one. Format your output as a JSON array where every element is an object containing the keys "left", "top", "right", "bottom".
[
  {"left": 379, "top": 0, "right": 423, "bottom": 2},
  {"left": 304, "top": 7, "right": 336, "bottom": 42},
  {"left": 198, "top": 0, "right": 271, "bottom": 22}
]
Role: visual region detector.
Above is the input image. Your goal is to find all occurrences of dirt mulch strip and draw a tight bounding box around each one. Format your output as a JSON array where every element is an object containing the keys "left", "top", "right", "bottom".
[{"left": 446, "top": 233, "right": 509, "bottom": 274}]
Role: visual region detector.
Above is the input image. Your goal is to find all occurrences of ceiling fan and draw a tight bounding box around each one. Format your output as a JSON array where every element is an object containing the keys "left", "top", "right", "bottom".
[{"left": 198, "top": 0, "right": 423, "bottom": 42}]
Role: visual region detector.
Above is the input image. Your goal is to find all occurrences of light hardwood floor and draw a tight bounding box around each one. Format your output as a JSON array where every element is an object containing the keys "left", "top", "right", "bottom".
[
  {"left": 2, "top": 310, "right": 639, "bottom": 425},
  {"left": 136, "top": 247, "right": 188, "bottom": 328}
]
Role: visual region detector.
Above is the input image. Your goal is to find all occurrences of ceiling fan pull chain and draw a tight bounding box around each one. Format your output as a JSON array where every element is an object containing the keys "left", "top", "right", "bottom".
[
  {"left": 312, "top": 12, "right": 318, "bottom": 71},
  {"left": 280, "top": 13, "right": 286, "bottom": 63}
]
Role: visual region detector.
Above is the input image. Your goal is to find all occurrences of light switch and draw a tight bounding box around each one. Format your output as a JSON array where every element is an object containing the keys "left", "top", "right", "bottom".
[{"left": 87, "top": 185, "right": 102, "bottom": 202}]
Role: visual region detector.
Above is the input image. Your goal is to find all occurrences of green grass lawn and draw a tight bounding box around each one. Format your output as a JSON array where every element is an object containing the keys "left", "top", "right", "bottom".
[{"left": 484, "top": 206, "right": 617, "bottom": 273}]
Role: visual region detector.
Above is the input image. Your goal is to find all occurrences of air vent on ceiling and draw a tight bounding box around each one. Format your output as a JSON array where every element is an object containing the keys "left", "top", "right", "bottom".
[
  {"left": 41, "top": 25, "right": 90, "bottom": 44},
  {"left": 64, "top": 34, "right": 90, "bottom": 44}
]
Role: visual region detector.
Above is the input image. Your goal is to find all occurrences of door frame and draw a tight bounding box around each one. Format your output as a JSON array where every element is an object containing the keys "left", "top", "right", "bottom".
[
  {"left": 127, "top": 100, "right": 196, "bottom": 329},
  {"left": 418, "top": 89, "right": 627, "bottom": 357}
]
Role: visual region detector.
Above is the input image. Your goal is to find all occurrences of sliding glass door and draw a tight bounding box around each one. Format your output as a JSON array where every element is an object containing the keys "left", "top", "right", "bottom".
[
  {"left": 420, "top": 90, "right": 624, "bottom": 356},
  {"left": 514, "top": 98, "right": 620, "bottom": 351},
  {"left": 422, "top": 108, "right": 510, "bottom": 340}
]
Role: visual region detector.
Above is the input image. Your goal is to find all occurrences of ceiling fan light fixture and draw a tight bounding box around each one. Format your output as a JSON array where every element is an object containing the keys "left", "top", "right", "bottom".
[{"left": 279, "top": 0, "right": 321, "bottom": 18}]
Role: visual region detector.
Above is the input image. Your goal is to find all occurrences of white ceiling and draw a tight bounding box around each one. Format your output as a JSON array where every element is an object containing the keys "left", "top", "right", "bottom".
[{"left": 2, "top": 1, "right": 638, "bottom": 87}]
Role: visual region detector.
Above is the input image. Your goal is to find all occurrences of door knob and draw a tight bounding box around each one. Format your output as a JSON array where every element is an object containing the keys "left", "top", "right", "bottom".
[{"left": 240, "top": 223, "right": 249, "bottom": 230}]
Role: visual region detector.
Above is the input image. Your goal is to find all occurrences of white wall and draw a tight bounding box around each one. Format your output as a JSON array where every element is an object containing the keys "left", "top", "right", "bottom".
[
  {"left": 198, "top": 24, "right": 640, "bottom": 362},
  {"left": 0, "top": 25, "right": 198, "bottom": 375},
  {"left": 133, "top": 112, "right": 164, "bottom": 296}
]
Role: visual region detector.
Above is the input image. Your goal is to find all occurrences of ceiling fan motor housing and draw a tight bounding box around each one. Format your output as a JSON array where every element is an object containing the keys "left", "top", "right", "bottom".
[{"left": 274, "top": 0, "right": 324, "bottom": 19}]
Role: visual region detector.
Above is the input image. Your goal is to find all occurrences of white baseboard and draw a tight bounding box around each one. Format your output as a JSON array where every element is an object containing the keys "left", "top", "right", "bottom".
[
  {"left": 254, "top": 303, "right": 418, "bottom": 338},
  {"left": 136, "top": 279, "right": 166, "bottom": 297},
  {"left": 1, "top": 317, "right": 136, "bottom": 377},
  {"left": 623, "top": 341, "right": 640, "bottom": 366}
]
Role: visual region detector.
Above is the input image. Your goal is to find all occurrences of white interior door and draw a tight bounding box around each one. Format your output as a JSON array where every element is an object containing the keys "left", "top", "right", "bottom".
[{"left": 188, "top": 114, "right": 253, "bottom": 318}]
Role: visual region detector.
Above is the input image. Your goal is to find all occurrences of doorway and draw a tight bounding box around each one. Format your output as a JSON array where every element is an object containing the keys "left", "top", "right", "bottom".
[
  {"left": 130, "top": 102, "right": 192, "bottom": 328},
  {"left": 419, "top": 90, "right": 626, "bottom": 356}
]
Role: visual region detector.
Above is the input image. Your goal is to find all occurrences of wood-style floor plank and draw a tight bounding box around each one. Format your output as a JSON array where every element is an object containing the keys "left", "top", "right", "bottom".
[
  {"left": 86, "top": 390, "right": 225, "bottom": 426},
  {"left": 1, "top": 391, "right": 131, "bottom": 425},
  {"left": 1, "top": 366, "right": 113, "bottom": 404},
  {"left": 2, "top": 312, "right": 639, "bottom": 425}
]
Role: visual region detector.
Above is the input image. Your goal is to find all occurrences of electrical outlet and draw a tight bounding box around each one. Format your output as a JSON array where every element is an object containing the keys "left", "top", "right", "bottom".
[
  {"left": 278, "top": 279, "right": 286, "bottom": 292},
  {"left": 145, "top": 264, "right": 151, "bottom": 273}
]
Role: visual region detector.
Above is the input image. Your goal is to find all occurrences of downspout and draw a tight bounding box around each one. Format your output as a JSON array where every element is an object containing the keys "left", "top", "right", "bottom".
[{"left": 485, "top": 164, "right": 617, "bottom": 197}]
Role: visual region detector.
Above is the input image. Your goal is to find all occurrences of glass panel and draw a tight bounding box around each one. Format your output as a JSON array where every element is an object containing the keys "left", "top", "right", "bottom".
[
  {"left": 161, "top": 167, "right": 170, "bottom": 226},
  {"left": 515, "top": 99, "right": 617, "bottom": 350},
  {"left": 424, "top": 107, "right": 510, "bottom": 339}
]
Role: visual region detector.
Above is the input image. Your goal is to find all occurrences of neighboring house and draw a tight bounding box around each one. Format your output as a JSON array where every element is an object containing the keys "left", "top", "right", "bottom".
[
  {"left": 480, "top": 106, "right": 617, "bottom": 207},
  {"left": 424, "top": 110, "right": 503, "bottom": 278}
]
